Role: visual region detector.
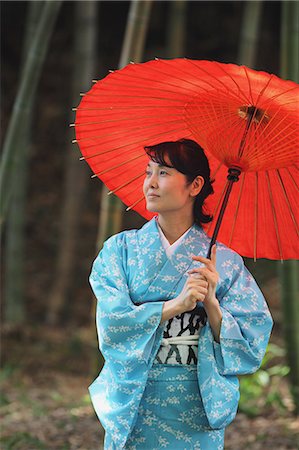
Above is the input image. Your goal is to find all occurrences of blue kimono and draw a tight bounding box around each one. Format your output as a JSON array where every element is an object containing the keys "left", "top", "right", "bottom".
[{"left": 89, "top": 218, "right": 273, "bottom": 449}]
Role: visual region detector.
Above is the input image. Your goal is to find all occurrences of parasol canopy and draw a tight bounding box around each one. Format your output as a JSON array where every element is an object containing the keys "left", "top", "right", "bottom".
[{"left": 74, "top": 58, "right": 299, "bottom": 260}]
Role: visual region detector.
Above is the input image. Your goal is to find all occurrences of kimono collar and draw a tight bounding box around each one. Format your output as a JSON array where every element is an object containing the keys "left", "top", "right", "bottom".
[
  {"left": 141, "top": 216, "right": 209, "bottom": 253},
  {"left": 156, "top": 219, "right": 192, "bottom": 258}
]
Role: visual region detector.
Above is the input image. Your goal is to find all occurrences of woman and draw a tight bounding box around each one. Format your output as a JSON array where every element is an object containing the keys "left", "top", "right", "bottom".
[{"left": 88, "top": 139, "right": 273, "bottom": 450}]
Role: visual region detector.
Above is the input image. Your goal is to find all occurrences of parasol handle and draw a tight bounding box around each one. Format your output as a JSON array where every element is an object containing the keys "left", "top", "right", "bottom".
[{"left": 207, "top": 167, "right": 241, "bottom": 259}]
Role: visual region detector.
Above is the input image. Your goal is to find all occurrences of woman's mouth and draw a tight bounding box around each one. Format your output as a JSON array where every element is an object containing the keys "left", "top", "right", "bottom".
[{"left": 147, "top": 194, "right": 160, "bottom": 198}]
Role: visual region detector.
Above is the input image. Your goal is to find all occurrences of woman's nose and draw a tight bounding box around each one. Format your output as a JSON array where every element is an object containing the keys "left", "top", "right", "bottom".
[{"left": 149, "top": 175, "right": 158, "bottom": 188}]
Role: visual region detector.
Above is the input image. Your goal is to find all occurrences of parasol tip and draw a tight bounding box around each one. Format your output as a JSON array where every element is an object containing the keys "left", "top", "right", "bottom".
[
  {"left": 80, "top": 93, "right": 85, "bottom": 97},
  {"left": 108, "top": 70, "right": 115, "bottom": 73},
  {"left": 69, "top": 123, "right": 75, "bottom": 127},
  {"left": 129, "top": 61, "right": 135, "bottom": 64},
  {"left": 79, "top": 156, "right": 85, "bottom": 161},
  {"left": 72, "top": 139, "right": 77, "bottom": 144},
  {"left": 107, "top": 191, "right": 113, "bottom": 195},
  {"left": 92, "top": 79, "right": 98, "bottom": 83}
]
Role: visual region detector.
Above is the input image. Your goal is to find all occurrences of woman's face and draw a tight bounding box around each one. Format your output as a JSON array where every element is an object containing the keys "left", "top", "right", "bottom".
[{"left": 143, "top": 156, "right": 203, "bottom": 215}]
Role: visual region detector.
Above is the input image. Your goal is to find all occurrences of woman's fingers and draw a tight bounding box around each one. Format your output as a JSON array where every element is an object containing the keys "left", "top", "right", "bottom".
[
  {"left": 188, "top": 276, "right": 208, "bottom": 287},
  {"left": 191, "top": 244, "right": 217, "bottom": 269},
  {"left": 188, "top": 280, "right": 208, "bottom": 297},
  {"left": 189, "top": 272, "right": 205, "bottom": 280},
  {"left": 189, "top": 268, "right": 216, "bottom": 283},
  {"left": 189, "top": 288, "right": 207, "bottom": 303},
  {"left": 199, "top": 267, "right": 217, "bottom": 279},
  {"left": 210, "top": 244, "right": 217, "bottom": 266}
]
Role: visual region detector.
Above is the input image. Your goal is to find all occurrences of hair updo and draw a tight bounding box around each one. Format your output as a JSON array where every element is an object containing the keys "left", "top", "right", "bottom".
[{"left": 144, "top": 138, "right": 214, "bottom": 227}]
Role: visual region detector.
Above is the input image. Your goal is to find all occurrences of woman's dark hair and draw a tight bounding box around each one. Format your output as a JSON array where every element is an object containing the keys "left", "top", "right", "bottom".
[{"left": 144, "top": 138, "right": 214, "bottom": 226}]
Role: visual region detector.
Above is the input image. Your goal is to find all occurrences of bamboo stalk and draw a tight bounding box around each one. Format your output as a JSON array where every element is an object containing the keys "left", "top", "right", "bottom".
[
  {"left": 4, "top": 1, "right": 44, "bottom": 324},
  {"left": 46, "top": 1, "right": 98, "bottom": 326},
  {"left": 280, "top": 0, "right": 299, "bottom": 415},
  {"left": 166, "top": 0, "right": 187, "bottom": 58},
  {"left": 0, "top": 0, "right": 62, "bottom": 230}
]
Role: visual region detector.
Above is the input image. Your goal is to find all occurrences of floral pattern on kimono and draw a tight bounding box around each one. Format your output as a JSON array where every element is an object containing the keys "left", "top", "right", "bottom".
[{"left": 88, "top": 217, "right": 273, "bottom": 449}]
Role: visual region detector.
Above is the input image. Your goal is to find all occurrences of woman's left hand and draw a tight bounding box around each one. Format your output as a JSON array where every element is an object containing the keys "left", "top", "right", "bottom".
[{"left": 188, "top": 244, "right": 219, "bottom": 307}]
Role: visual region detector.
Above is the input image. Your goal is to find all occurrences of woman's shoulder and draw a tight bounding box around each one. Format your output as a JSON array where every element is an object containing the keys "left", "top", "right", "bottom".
[
  {"left": 198, "top": 226, "right": 244, "bottom": 266},
  {"left": 104, "top": 219, "right": 153, "bottom": 248},
  {"left": 103, "top": 224, "right": 148, "bottom": 251},
  {"left": 216, "top": 241, "right": 243, "bottom": 263}
]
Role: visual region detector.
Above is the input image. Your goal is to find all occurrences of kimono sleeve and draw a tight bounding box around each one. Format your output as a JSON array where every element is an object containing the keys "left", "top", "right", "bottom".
[
  {"left": 89, "top": 234, "right": 164, "bottom": 366},
  {"left": 213, "top": 252, "right": 273, "bottom": 376}
]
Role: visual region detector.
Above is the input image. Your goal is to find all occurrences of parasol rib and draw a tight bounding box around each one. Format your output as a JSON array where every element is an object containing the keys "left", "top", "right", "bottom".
[
  {"left": 80, "top": 93, "right": 184, "bottom": 102},
  {"left": 261, "top": 85, "right": 299, "bottom": 105},
  {"left": 243, "top": 66, "right": 255, "bottom": 105},
  {"left": 244, "top": 134, "right": 298, "bottom": 169},
  {"left": 210, "top": 162, "right": 223, "bottom": 181},
  {"left": 258, "top": 118, "right": 297, "bottom": 147},
  {"left": 108, "top": 172, "right": 145, "bottom": 195},
  {"left": 79, "top": 126, "right": 192, "bottom": 157},
  {"left": 240, "top": 104, "right": 281, "bottom": 154},
  {"left": 276, "top": 169, "right": 299, "bottom": 235},
  {"left": 86, "top": 79, "right": 205, "bottom": 97},
  {"left": 228, "top": 172, "right": 245, "bottom": 248},
  {"left": 92, "top": 153, "right": 144, "bottom": 177},
  {"left": 265, "top": 171, "right": 284, "bottom": 261},
  {"left": 254, "top": 172, "right": 258, "bottom": 262},
  {"left": 156, "top": 59, "right": 251, "bottom": 104},
  {"left": 102, "top": 66, "right": 219, "bottom": 96},
  {"left": 237, "top": 106, "right": 257, "bottom": 158},
  {"left": 182, "top": 59, "right": 251, "bottom": 104},
  {"left": 214, "top": 62, "right": 253, "bottom": 105},
  {"left": 185, "top": 103, "right": 248, "bottom": 164},
  {"left": 74, "top": 117, "right": 190, "bottom": 144},
  {"left": 73, "top": 112, "right": 186, "bottom": 127},
  {"left": 245, "top": 66, "right": 275, "bottom": 108},
  {"left": 286, "top": 167, "right": 299, "bottom": 192},
  {"left": 126, "top": 195, "right": 145, "bottom": 211},
  {"left": 74, "top": 105, "right": 184, "bottom": 111}
]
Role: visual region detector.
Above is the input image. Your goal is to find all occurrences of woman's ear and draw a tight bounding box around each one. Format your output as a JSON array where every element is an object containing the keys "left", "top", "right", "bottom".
[{"left": 190, "top": 176, "right": 204, "bottom": 197}]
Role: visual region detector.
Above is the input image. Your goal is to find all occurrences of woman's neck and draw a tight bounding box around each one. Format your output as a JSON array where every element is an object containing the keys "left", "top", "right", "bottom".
[{"left": 157, "top": 213, "right": 194, "bottom": 245}]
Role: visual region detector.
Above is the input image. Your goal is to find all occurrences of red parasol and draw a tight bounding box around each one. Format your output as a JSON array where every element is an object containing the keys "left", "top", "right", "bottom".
[{"left": 74, "top": 59, "right": 299, "bottom": 260}]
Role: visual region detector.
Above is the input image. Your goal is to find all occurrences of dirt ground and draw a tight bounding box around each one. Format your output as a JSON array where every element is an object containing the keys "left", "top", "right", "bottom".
[{"left": 1, "top": 326, "right": 298, "bottom": 450}]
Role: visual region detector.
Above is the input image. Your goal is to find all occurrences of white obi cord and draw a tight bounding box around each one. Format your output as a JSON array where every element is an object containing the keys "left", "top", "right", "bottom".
[{"left": 161, "top": 335, "right": 199, "bottom": 346}]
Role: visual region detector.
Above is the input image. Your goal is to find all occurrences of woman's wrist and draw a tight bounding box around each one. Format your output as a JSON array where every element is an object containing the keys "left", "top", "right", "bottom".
[
  {"left": 160, "top": 297, "right": 185, "bottom": 323},
  {"left": 204, "top": 296, "right": 222, "bottom": 343},
  {"left": 204, "top": 294, "right": 219, "bottom": 311}
]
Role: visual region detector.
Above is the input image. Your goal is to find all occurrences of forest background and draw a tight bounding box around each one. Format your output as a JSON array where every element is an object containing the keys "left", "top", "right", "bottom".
[{"left": 1, "top": 1, "right": 298, "bottom": 449}]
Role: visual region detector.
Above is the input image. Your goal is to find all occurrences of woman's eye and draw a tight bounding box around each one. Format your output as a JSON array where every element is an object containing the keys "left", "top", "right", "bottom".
[
  {"left": 145, "top": 170, "right": 152, "bottom": 176},
  {"left": 160, "top": 170, "right": 167, "bottom": 175}
]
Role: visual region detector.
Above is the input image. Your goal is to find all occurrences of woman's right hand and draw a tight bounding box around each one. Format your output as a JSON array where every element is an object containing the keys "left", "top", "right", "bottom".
[
  {"left": 160, "top": 274, "right": 208, "bottom": 323},
  {"left": 175, "top": 274, "right": 209, "bottom": 312}
]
